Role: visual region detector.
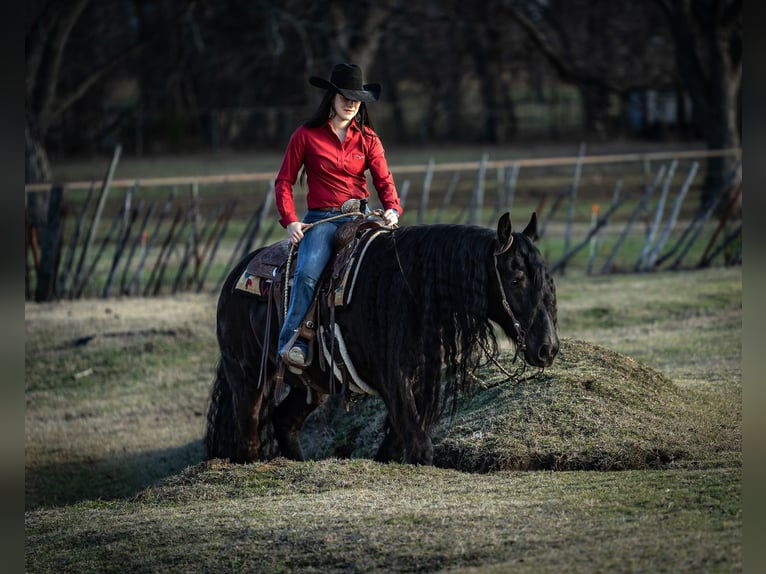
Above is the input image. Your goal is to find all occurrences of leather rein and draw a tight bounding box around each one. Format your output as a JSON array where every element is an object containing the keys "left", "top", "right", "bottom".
[{"left": 493, "top": 234, "right": 527, "bottom": 364}]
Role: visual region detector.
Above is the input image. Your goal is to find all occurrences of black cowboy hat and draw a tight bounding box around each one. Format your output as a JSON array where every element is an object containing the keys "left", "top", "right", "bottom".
[{"left": 309, "top": 63, "right": 381, "bottom": 102}]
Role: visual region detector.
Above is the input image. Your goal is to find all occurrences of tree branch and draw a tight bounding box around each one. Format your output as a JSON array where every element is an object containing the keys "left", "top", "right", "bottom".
[
  {"left": 36, "top": 0, "right": 90, "bottom": 134},
  {"left": 499, "top": 2, "right": 622, "bottom": 93}
]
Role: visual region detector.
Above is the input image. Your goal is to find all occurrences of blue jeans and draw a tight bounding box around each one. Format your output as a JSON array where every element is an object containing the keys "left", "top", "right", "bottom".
[{"left": 277, "top": 210, "right": 355, "bottom": 356}]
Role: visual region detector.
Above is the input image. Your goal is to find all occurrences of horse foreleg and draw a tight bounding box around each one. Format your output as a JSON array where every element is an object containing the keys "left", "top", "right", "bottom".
[
  {"left": 378, "top": 384, "right": 434, "bottom": 466},
  {"left": 273, "top": 382, "right": 326, "bottom": 460},
  {"left": 374, "top": 416, "right": 404, "bottom": 462}
]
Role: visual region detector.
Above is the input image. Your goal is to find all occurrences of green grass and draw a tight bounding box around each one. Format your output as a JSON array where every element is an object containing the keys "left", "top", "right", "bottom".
[
  {"left": 25, "top": 266, "right": 741, "bottom": 572},
  {"left": 25, "top": 460, "right": 740, "bottom": 573}
]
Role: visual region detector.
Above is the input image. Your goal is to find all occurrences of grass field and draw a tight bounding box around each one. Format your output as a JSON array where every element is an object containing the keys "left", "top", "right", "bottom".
[{"left": 25, "top": 264, "right": 741, "bottom": 572}]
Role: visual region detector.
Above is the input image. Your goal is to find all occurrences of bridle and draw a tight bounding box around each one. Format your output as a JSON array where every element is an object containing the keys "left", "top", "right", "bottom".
[{"left": 493, "top": 235, "right": 527, "bottom": 364}]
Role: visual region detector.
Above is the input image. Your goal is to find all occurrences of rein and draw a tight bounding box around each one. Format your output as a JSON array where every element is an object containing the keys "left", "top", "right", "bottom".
[
  {"left": 493, "top": 238, "right": 527, "bottom": 364},
  {"left": 281, "top": 210, "right": 365, "bottom": 319}
]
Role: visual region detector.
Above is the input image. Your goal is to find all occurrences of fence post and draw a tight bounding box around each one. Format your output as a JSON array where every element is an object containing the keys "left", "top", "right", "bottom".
[
  {"left": 635, "top": 159, "right": 677, "bottom": 271},
  {"left": 56, "top": 182, "right": 94, "bottom": 298},
  {"left": 505, "top": 163, "right": 519, "bottom": 215},
  {"left": 561, "top": 142, "right": 586, "bottom": 272},
  {"left": 436, "top": 172, "right": 460, "bottom": 223},
  {"left": 470, "top": 153, "right": 488, "bottom": 225},
  {"left": 697, "top": 184, "right": 743, "bottom": 268},
  {"left": 550, "top": 192, "right": 627, "bottom": 274},
  {"left": 120, "top": 201, "right": 157, "bottom": 294},
  {"left": 600, "top": 163, "right": 667, "bottom": 274},
  {"left": 398, "top": 179, "right": 411, "bottom": 215},
  {"left": 644, "top": 161, "right": 698, "bottom": 270},
  {"left": 103, "top": 184, "right": 140, "bottom": 297},
  {"left": 417, "top": 159, "right": 434, "bottom": 225},
  {"left": 34, "top": 185, "right": 65, "bottom": 302},
  {"left": 126, "top": 192, "right": 174, "bottom": 295},
  {"left": 669, "top": 162, "right": 741, "bottom": 269},
  {"left": 198, "top": 202, "right": 235, "bottom": 293},
  {"left": 69, "top": 145, "right": 122, "bottom": 298}
]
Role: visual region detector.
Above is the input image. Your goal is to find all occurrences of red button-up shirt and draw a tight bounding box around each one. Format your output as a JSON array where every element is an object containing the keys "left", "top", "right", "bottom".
[{"left": 274, "top": 120, "right": 401, "bottom": 227}]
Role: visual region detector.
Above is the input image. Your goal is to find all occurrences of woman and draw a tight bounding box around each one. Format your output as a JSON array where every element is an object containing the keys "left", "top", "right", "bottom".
[{"left": 274, "top": 63, "right": 401, "bottom": 373}]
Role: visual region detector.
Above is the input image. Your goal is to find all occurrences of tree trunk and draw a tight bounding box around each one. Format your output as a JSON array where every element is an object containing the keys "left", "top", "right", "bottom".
[
  {"left": 657, "top": 0, "right": 741, "bottom": 214},
  {"left": 26, "top": 125, "right": 52, "bottom": 299},
  {"left": 700, "top": 27, "right": 741, "bottom": 212}
]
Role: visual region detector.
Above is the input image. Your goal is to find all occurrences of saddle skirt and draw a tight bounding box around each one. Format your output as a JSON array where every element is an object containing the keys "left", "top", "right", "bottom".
[{"left": 234, "top": 218, "right": 390, "bottom": 396}]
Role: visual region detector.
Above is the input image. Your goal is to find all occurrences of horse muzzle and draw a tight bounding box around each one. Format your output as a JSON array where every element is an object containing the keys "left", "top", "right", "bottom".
[{"left": 524, "top": 333, "right": 559, "bottom": 368}]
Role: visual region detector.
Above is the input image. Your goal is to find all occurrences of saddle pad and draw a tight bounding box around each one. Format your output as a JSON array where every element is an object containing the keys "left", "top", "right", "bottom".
[
  {"left": 235, "top": 270, "right": 272, "bottom": 297},
  {"left": 332, "top": 228, "right": 387, "bottom": 307}
]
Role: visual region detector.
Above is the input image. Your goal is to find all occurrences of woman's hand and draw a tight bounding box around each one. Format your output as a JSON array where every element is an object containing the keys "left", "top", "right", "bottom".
[
  {"left": 286, "top": 221, "right": 306, "bottom": 245},
  {"left": 382, "top": 209, "right": 399, "bottom": 226}
]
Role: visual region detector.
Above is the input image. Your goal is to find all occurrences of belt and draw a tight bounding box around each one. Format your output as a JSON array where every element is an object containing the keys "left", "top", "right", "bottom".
[{"left": 314, "top": 199, "right": 368, "bottom": 213}]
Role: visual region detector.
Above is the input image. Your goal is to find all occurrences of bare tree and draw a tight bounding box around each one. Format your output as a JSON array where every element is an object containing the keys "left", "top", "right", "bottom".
[
  {"left": 654, "top": 0, "right": 741, "bottom": 207},
  {"left": 501, "top": 0, "right": 741, "bottom": 207}
]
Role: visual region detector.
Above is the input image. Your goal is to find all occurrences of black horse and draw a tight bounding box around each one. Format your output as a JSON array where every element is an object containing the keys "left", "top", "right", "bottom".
[{"left": 205, "top": 212, "right": 559, "bottom": 465}]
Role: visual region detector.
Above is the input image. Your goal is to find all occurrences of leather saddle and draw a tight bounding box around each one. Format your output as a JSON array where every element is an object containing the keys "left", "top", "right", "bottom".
[{"left": 235, "top": 217, "right": 390, "bottom": 395}]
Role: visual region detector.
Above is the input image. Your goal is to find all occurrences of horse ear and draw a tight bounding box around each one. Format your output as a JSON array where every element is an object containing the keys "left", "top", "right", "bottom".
[
  {"left": 496, "top": 212, "right": 514, "bottom": 254},
  {"left": 522, "top": 212, "right": 539, "bottom": 242}
]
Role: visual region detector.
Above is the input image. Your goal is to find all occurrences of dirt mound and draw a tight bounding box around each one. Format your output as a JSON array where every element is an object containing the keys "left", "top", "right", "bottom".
[{"left": 304, "top": 339, "right": 739, "bottom": 471}]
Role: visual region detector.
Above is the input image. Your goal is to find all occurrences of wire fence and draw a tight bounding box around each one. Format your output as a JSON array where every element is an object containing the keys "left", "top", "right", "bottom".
[{"left": 25, "top": 145, "right": 742, "bottom": 301}]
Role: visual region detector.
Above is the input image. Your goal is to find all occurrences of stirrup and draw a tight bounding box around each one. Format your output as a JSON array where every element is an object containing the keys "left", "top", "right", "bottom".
[{"left": 282, "top": 346, "right": 307, "bottom": 375}]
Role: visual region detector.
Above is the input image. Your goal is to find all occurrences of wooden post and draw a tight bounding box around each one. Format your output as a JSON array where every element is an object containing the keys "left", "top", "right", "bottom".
[
  {"left": 697, "top": 184, "right": 743, "bottom": 268},
  {"left": 504, "top": 163, "right": 519, "bottom": 215},
  {"left": 56, "top": 182, "right": 94, "bottom": 298},
  {"left": 184, "top": 205, "right": 221, "bottom": 290},
  {"left": 242, "top": 184, "right": 274, "bottom": 257},
  {"left": 635, "top": 159, "right": 677, "bottom": 271},
  {"left": 436, "top": 172, "right": 460, "bottom": 223},
  {"left": 397, "top": 179, "right": 411, "bottom": 215},
  {"left": 151, "top": 208, "right": 193, "bottom": 296},
  {"left": 34, "top": 185, "right": 65, "bottom": 302},
  {"left": 586, "top": 203, "right": 600, "bottom": 275},
  {"left": 74, "top": 194, "right": 130, "bottom": 298},
  {"left": 144, "top": 208, "right": 184, "bottom": 296},
  {"left": 103, "top": 185, "right": 139, "bottom": 297},
  {"left": 470, "top": 153, "right": 488, "bottom": 226},
  {"left": 120, "top": 201, "right": 157, "bottom": 294},
  {"left": 561, "top": 142, "right": 586, "bottom": 271},
  {"left": 538, "top": 185, "right": 569, "bottom": 239},
  {"left": 600, "top": 164, "right": 667, "bottom": 274},
  {"left": 645, "top": 162, "right": 698, "bottom": 270},
  {"left": 197, "top": 202, "right": 235, "bottom": 293},
  {"left": 125, "top": 192, "right": 173, "bottom": 295},
  {"left": 549, "top": 194, "right": 628, "bottom": 274},
  {"left": 69, "top": 145, "right": 122, "bottom": 298},
  {"left": 417, "top": 159, "right": 434, "bottom": 225},
  {"left": 699, "top": 222, "right": 742, "bottom": 268},
  {"left": 669, "top": 163, "right": 740, "bottom": 269}
]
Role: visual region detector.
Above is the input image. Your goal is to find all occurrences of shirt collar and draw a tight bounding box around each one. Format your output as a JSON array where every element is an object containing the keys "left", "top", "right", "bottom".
[{"left": 324, "top": 118, "right": 361, "bottom": 133}]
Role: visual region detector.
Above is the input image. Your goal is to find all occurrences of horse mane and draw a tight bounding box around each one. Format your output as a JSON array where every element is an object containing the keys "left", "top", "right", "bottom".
[{"left": 357, "top": 224, "right": 501, "bottom": 420}]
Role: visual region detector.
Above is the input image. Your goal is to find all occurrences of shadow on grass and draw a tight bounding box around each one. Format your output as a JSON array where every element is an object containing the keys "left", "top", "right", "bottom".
[{"left": 25, "top": 440, "right": 206, "bottom": 510}]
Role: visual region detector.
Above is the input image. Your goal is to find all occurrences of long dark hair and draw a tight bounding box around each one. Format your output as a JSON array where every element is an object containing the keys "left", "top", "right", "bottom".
[
  {"left": 303, "top": 89, "right": 376, "bottom": 132},
  {"left": 299, "top": 90, "right": 378, "bottom": 187}
]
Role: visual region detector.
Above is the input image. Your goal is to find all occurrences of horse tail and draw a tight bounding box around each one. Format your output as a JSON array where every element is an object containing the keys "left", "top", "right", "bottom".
[{"left": 204, "top": 358, "right": 239, "bottom": 461}]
